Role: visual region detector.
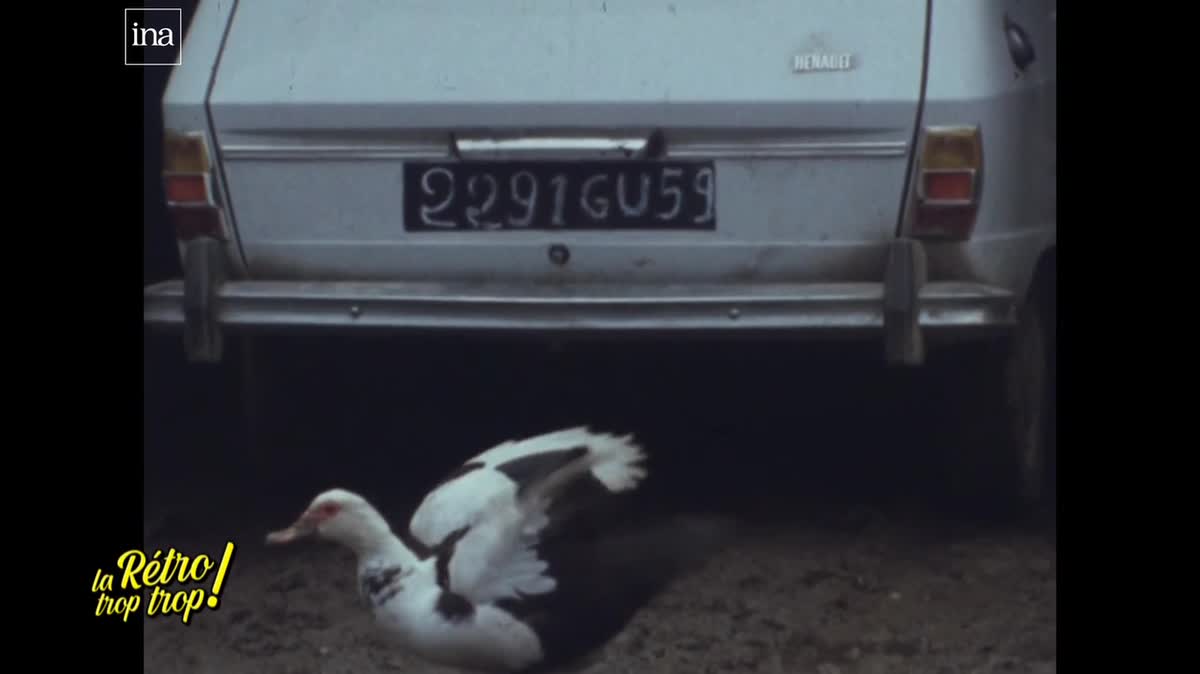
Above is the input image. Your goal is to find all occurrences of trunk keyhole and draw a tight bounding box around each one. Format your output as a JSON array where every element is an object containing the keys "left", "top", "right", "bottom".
[{"left": 548, "top": 244, "right": 571, "bottom": 267}]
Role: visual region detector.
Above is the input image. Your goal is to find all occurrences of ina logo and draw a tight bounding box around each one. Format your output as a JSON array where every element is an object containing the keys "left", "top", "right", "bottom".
[{"left": 125, "top": 8, "right": 182, "bottom": 66}]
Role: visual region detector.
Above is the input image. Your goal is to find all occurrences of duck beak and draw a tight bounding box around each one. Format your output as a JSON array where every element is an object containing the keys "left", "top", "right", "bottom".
[{"left": 265, "top": 516, "right": 316, "bottom": 545}]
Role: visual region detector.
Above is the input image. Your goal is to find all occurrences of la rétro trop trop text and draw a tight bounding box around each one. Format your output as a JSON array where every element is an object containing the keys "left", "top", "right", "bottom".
[{"left": 92, "top": 542, "right": 236, "bottom": 624}]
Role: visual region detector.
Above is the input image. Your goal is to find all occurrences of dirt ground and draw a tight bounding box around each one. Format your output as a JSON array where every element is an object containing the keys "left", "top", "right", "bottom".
[
  {"left": 141, "top": 507, "right": 1054, "bottom": 674},
  {"left": 142, "top": 337, "right": 1056, "bottom": 674}
]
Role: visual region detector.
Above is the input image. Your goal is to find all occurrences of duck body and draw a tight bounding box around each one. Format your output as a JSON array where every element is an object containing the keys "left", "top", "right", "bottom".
[
  {"left": 267, "top": 426, "right": 733, "bottom": 673},
  {"left": 357, "top": 548, "right": 546, "bottom": 672}
]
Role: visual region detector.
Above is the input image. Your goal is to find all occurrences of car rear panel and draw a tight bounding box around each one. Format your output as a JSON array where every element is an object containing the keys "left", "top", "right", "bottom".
[{"left": 206, "top": 0, "right": 929, "bottom": 283}]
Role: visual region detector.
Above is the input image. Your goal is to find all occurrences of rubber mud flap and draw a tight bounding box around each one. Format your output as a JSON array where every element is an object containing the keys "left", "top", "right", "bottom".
[
  {"left": 883, "top": 238, "right": 927, "bottom": 366},
  {"left": 182, "top": 237, "right": 226, "bottom": 363}
]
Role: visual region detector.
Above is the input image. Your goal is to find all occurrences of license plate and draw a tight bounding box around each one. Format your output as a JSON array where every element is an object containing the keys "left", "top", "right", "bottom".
[{"left": 403, "top": 161, "right": 716, "bottom": 231}]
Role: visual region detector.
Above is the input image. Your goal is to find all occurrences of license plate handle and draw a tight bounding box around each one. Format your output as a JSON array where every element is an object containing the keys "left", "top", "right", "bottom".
[{"left": 451, "top": 130, "right": 666, "bottom": 162}]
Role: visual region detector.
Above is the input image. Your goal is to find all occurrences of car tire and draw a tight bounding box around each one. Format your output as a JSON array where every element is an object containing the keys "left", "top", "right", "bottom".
[{"left": 940, "top": 253, "right": 1056, "bottom": 520}]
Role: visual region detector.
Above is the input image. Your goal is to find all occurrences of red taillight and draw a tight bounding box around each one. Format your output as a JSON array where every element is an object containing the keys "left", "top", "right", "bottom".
[
  {"left": 921, "top": 170, "right": 975, "bottom": 203},
  {"left": 163, "top": 130, "right": 228, "bottom": 241},
  {"left": 165, "top": 174, "right": 210, "bottom": 205},
  {"left": 910, "top": 126, "right": 983, "bottom": 241}
]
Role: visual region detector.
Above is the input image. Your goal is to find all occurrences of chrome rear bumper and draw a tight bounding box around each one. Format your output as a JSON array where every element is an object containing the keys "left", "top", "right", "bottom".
[{"left": 143, "top": 238, "right": 1015, "bottom": 364}]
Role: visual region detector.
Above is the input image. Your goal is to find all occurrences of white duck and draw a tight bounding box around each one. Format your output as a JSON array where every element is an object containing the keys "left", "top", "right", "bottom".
[{"left": 265, "top": 426, "right": 732, "bottom": 673}]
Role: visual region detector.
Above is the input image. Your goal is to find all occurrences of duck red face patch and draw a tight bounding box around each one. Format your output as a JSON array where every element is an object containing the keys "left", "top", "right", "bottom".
[{"left": 316, "top": 502, "right": 341, "bottom": 519}]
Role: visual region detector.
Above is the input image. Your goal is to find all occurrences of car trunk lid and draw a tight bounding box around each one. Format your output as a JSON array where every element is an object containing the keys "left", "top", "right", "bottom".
[{"left": 206, "top": 0, "right": 928, "bottom": 283}]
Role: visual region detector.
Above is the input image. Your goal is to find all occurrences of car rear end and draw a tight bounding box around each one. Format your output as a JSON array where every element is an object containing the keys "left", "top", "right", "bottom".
[{"left": 145, "top": 0, "right": 1050, "bottom": 365}]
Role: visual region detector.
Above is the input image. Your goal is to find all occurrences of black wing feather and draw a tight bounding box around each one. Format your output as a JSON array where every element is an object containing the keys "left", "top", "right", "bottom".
[{"left": 493, "top": 445, "right": 589, "bottom": 498}]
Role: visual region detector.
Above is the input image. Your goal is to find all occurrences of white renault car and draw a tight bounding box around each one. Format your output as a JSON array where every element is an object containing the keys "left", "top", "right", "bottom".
[{"left": 144, "top": 0, "right": 1056, "bottom": 514}]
